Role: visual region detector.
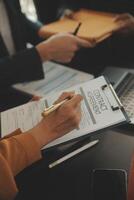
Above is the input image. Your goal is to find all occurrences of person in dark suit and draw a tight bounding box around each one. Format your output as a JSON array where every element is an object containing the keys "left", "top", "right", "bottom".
[
  {"left": 0, "top": 0, "right": 92, "bottom": 111},
  {"left": 35, "top": 0, "right": 134, "bottom": 76}
]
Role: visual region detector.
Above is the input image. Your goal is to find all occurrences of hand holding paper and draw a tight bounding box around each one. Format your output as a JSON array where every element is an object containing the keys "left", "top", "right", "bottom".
[{"left": 114, "top": 13, "right": 134, "bottom": 36}]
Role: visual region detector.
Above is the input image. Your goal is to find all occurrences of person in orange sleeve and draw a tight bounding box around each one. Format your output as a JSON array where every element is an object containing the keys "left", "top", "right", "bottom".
[{"left": 0, "top": 92, "right": 83, "bottom": 200}]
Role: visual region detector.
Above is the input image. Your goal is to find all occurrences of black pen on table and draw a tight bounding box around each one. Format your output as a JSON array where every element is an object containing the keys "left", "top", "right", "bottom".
[{"left": 73, "top": 22, "right": 82, "bottom": 36}]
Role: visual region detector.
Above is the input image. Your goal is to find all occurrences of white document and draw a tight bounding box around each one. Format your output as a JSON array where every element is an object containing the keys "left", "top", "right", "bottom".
[
  {"left": 1, "top": 76, "right": 128, "bottom": 149},
  {"left": 13, "top": 61, "right": 94, "bottom": 96}
]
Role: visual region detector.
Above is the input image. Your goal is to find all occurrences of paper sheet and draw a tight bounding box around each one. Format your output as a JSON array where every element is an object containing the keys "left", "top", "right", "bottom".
[
  {"left": 13, "top": 61, "right": 93, "bottom": 96},
  {"left": 1, "top": 76, "right": 127, "bottom": 149}
]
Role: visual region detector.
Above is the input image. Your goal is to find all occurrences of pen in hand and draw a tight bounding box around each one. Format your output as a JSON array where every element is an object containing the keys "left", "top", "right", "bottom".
[
  {"left": 42, "top": 93, "right": 75, "bottom": 117},
  {"left": 42, "top": 98, "right": 68, "bottom": 117},
  {"left": 73, "top": 22, "right": 96, "bottom": 48},
  {"left": 73, "top": 22, "right": 82, "bottom": 35}
]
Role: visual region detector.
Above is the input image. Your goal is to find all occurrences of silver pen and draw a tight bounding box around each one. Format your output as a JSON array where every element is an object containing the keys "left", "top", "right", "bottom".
[{"left": 49, "top": 140, "right": 99, "bottom": 169}]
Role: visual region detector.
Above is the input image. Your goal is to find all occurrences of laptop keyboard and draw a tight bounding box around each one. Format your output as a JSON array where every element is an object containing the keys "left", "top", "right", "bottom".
[{"left": 116, "top": 73, "right": 134, "bottom": 119}]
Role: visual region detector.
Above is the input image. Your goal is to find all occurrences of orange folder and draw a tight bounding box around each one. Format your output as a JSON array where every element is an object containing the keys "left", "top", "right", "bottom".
[{"left": 39, "top": 9, "right": 119, "bottom": 43}]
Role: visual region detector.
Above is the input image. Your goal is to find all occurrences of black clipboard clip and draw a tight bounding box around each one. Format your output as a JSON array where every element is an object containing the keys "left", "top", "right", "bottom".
[{"left": 101, "top": 84, "right": 123, "bottom": 111}]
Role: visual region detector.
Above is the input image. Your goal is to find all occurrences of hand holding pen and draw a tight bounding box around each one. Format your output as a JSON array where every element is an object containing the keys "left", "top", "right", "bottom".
[{"left": 36, "top": 92, "right": 83, "bottom": 146}]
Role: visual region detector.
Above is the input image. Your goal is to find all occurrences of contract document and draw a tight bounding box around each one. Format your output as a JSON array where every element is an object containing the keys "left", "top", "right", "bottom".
[
  {"left": 1, "top": 76, "right": 129, "bottom": 149},
  {"left": 13, "top": 61, "right": 93, "bottom": 96}
]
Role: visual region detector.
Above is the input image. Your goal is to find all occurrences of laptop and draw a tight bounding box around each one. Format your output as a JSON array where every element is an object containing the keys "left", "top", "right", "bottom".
[{"left": 102, "top": 66, "right": 134, "bottom": 125}]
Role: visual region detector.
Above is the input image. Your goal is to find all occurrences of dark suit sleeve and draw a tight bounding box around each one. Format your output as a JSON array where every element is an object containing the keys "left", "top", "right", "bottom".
[
  {"left": 20, "top": 13, "right": 44, "bottom": 45},
  {"left": 34, "top": 0, "right": 61, "bottom": 23},
  {"left": 13, "top": 0, "right": 43, "bottom": 45},
  {"left": 0, "top": 48, "right": 44, "bottom": 88}
]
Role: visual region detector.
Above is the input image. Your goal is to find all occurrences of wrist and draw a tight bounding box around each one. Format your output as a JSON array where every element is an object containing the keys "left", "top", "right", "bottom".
[
  {"left": 27, "top": 122, "right": 47, "bottom": 148},
  {"left": 36, "top": 42, "right": 51, "bottom": 62},
  {"left": 28, "top": 120, "right": 55, "bottom": 148}
]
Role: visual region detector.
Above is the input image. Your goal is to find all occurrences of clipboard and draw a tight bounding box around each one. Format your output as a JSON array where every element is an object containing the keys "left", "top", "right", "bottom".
[
  {"left": 0, "top": 76, "right": 130, "bottom": 149},
  {"left": 101, "top": 81, "right": 129, "bottom": 122}
]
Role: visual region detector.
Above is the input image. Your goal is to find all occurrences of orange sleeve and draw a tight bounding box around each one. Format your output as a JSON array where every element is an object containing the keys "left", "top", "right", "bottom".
[{"left": 0, "top": 130, "right": 42, "bottom": 200}]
